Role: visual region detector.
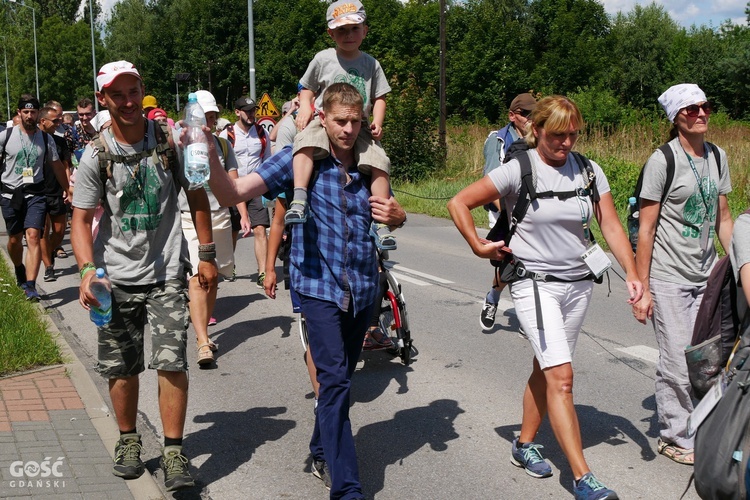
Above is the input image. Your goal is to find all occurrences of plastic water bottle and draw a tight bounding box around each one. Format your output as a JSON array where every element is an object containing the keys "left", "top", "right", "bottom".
[
  {"left": 89, "top": 268, "right": 112, "bottom": 327},
  {"left": 627, "top": 196, "right": 639, "bottom": 251},
  {"left": 183, "top": 93, "right": 210, "bottom": 184}
]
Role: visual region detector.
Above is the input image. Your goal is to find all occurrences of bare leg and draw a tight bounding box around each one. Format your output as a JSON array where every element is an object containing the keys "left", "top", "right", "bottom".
[
  {"left": 24, "top": 228, "right": 42, "bottom": 282},
  {"left": 7, "top": 233, "right": 23, "bottom": 266},
  {"left": 542, "top": 362, "right": 590, "bottom": 480},
  {"left": 370, "top": 169, "right": 391, "bottom": 199},
  {"left": 292, "top": 148, "right": 315, "bottom": 191},
  {"left": 253, "top": 226, "right": 268, "bottom": 275},
  {"left": 109, "top": 376, "right": 140, "bottom": 432},
  {"left": 188, "top": 275, "right": 217, "bottom": 349},
  {"left": 157, "top": 370, "right": 188, "bottom": 439},
  {"left": 41, "top": 214, "right": 65, "bottom": 268},
  {"left": 519, "top": 357, "right": 547, "bottom": 444},
  {"left": 305, "top": 347, "right": 320, "bottom": 399}
]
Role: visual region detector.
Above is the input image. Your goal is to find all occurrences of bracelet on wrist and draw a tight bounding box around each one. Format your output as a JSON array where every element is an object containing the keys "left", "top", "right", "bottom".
[
  {"left": 198, "top": 243, "right": 216, "bottom": 253},
  {"left": 198, "top": 251, "right": 217, "bottom": 262},
  {"left": 80, "top": 263, "right": 96, "bottom": 279}
]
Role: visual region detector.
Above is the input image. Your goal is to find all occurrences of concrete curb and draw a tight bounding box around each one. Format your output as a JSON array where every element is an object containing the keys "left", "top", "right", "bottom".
[{"left": 1, "top": 247, "right": 165, "bottom": 499}]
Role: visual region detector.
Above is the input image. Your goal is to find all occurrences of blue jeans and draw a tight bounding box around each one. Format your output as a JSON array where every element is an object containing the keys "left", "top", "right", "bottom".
[{"left": 299, "top": 294, "right": 373, "bottom": 500}]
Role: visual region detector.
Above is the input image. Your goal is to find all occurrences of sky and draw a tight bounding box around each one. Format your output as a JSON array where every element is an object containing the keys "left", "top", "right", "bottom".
[
  {"left": 99, "top": 0, "right": 748, "bottom": 29},
  {"left": 597, "top": 0, "right": 746, "bottom": 27}
]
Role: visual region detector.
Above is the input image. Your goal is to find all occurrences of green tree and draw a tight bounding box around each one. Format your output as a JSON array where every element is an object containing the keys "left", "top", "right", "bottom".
[
  {"left": 38, "top": 16, "right": 102, "bottom": 107},
  {"left": 527, "top": 0, "right": 610, "bottom": 95},
  {"left": 607, "top": 3, "right": 681, "bottom": 109},
  {"left": 446, "top": 0, "right": 534, "bottom": 122}
]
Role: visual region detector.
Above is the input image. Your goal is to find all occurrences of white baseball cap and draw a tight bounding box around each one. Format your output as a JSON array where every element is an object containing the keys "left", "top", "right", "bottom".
[
  {"left": 195, "top": 90, "right": 220, "bottom": 114},
  {"left": 97, "top": 61, "right": 141, "bottom": 91}
]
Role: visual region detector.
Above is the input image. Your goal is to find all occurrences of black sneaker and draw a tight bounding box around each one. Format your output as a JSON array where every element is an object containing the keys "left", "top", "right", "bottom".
[
  {"left": 160, "top": 445, "right": 195, "bottom": 491},
  {"left": 112, "top": 433, "right": 145, "bottom": 479},
  {"left": 256, "top": 272, "right": 266, "bottom": 289},
  {"left": 480, "top": 299, "right": 498, "bottom": 331},
  {"left": 311, "top": 458, "right": 331, "bottom": 490},
  {"left": 43, "top": 266, "right": 56, "bottom": 282}
]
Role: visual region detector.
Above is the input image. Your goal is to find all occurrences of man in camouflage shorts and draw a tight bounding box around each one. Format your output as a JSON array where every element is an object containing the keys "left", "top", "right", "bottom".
[{"left": 70, "top": 61, "right": 218, "bottom": 492}]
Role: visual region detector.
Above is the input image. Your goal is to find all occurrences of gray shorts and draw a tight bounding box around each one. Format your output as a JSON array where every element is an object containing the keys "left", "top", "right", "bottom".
[
  {"left": 246, "top": 196, "right": 270, "bottom": 228},
  {"left": 96, "top": 278, "right": 190, "bottom": 378}
]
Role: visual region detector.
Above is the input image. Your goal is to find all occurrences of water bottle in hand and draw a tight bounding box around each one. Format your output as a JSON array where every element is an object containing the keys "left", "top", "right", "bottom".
[
  {"left": 183, "top": 92, "right": 210, "bottom": 185},
  {"left": 90, "top": 268, "right": 112, "bottom": 327},
  {"left": 627, "top": 196, "right": 640, "bottom": 251}
]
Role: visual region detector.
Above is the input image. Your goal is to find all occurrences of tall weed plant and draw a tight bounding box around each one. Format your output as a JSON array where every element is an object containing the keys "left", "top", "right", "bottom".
[{"left": 382, "top": 74, "right": 445, "bottom": 182}]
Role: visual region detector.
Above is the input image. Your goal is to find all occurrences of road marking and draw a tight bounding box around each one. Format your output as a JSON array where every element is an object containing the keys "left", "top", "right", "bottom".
[
  {"left": 389, "top": 271, "right": 431, "bottom": 286},
  {"left": 388, "top": 264, "right": 454, "bottom": 284},
  {"left": 616, "top": 345, "right": 659, "bottom": 364}
]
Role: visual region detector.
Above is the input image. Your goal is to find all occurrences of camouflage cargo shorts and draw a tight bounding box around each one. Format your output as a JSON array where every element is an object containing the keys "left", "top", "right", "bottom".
[{"left": 96, "top": 278, "right": 190, "bottom": 378}]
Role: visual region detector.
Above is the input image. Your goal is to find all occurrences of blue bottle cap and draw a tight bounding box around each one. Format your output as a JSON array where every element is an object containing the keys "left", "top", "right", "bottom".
[
  {"left": 628, "top": 197, "right": 637, "bottom": 204},
  {"left": 187, "top": 93, "right": 197, "bottom": 102},
  {"left": 96, "top": 268, "right": 105, "bottom": 278}
]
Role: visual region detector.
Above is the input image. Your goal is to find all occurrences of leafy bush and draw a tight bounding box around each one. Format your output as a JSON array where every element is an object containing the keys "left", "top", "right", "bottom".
[{"left": 382, "top": 74, "right": 446, "bottom": 182}]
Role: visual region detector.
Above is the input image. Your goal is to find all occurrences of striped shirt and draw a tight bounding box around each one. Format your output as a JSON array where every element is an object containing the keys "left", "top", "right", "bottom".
[{"left": 258, "top": 146, "right": 378, "bottom": 314}]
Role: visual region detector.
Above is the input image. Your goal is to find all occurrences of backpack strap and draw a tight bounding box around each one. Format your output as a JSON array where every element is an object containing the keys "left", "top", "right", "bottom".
[
  {"left": 0, "top": 127, "right": 11, "bottom": 176},
  {"left": 254, "top": 122, "right": 267, "bottom": 158},
  {"left": 226, "top": 124, "right": 235, "bottom": 147},
  {"left": 216, "top": 136, "right": 229, "bottom": 162},
  {"left": 152, "top": 119, "right": 177, "bottom": 172},
  {"left": 706, "top": 141, "right": 722, "bottom": 179},
  {"left": 503, "top": 151, "right": 535, "bottom": 247}
]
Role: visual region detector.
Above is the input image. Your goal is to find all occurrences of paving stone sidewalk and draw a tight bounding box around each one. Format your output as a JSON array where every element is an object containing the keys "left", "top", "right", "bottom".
[{"left": 0, "top": 366, "right": 134, "bottom": 499}]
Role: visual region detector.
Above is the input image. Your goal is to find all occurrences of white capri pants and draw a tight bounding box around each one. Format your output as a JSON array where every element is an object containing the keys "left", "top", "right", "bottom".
[{"left": 510, "top": 279, "right": 594, "bottom": 369}]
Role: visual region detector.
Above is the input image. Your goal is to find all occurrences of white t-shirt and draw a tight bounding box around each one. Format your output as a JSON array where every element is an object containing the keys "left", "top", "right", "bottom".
[
  {"left": 220, "top": 124, "right": 269, "bottom": 177},
  {"left": 488, "top": 149, "right": 611, "bottom": 279}
]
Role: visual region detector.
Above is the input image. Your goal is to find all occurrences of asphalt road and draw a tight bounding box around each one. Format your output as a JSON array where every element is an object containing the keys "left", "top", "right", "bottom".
[{"left": 32, "top": 212, "right": 700, "bottom": 499}]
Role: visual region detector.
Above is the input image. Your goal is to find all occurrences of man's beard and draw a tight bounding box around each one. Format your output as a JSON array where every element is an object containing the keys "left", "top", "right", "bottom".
[{"left": 22, "top": 119, "right": 37, "bottom": 133}]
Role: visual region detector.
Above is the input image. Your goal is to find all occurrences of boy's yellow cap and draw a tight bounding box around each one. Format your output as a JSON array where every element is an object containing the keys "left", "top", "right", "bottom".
[{"left": 327, "top": 0, "right": 366, "bottom": 29}]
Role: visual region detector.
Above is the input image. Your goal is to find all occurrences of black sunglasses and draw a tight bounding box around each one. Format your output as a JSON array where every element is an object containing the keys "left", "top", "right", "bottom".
[
  {"left": 683, "top": 103, "right": 712, "bottom": 118},
  {"left": 514, "top": 109, "right": 532, "bottom": 118}
]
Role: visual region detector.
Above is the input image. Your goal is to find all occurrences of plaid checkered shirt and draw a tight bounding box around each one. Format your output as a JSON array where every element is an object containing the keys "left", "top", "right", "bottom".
[{"left": 258, "top": 146, "right": 378, "bottom": 315}]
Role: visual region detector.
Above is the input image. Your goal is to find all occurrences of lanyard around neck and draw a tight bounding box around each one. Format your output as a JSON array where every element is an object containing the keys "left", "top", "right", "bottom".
[{"left": 683, "top": 145, "right": 710, "bottom": 215}]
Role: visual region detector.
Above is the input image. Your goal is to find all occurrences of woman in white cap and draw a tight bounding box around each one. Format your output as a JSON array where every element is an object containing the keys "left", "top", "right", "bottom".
[{"left": 633, "top": 83, "right": 734, "bottom": 465}]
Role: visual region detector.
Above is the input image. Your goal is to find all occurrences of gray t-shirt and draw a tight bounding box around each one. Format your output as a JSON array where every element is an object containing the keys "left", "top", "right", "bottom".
[
  {"left": 178, "top": 136, "right": 237, "bottom": 212},
  {"left": 730, "top": 213, "right": 750, "bottom": 318},
  {"left": 299, "top": 48, "right": 391, "bottom": 120},
  {"left": 273, "top": 114, "right": 297, "bottom": 152},
  {"left": 1, "top": 126, "right": 60, "bottom": 197},
  {"left": 641, "top": 138, "right": 732, "bottom": 285},
  {"left": 488, "top": 149, "right": 611, "bottom": 279},
  {"left": 72, "top": 122, "right": 197, "bottom": 286}
]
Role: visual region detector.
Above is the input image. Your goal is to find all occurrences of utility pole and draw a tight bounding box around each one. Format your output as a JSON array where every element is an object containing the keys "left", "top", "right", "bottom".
[
  {"left": 247, "top": 0, "right": 256, "bottom": 100},
  {"left": 439, "top": 0, "right": 447, "bottom": 157}
]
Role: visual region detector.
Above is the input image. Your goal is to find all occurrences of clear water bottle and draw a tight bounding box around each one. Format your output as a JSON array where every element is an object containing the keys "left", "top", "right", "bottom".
[
  {"left": 89, "top": 268, "right": 112, "bottom": 327},
  {"left": 183, "top": 93, "right": 210, "bottom": 185},
  {"left": 627, "top": 196, "right": 639, "bottom": 251}
]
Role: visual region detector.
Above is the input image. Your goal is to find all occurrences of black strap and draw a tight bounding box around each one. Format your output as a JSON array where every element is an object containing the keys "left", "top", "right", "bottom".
[{"left": 0, "top": 127, "right": 12, "bottom": 175}]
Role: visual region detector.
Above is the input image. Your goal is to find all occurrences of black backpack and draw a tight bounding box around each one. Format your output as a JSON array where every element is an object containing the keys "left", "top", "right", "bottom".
[
  {"left": 628, "top": 142, "right": 722, "bottom": 252},
  {"left": 692, "top": 310, "right": 750, "bottom": 499}
]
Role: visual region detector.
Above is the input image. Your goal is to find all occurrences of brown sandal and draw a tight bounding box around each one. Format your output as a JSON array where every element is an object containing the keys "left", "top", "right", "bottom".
[
  {"left": 197, "top": 343, "right": 215, "bottom": 365},
  {"left": 657, "top": 438, "right": 694, "bottom": 465}
]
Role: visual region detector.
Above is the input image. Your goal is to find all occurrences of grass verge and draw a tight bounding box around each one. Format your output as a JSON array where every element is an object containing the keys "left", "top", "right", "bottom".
[{"left": 0, "top": 256, "right": 62, "bottom": 376}]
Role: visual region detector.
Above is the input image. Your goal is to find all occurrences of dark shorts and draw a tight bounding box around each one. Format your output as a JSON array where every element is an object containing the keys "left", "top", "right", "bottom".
[
  {"left": 0, "top": 194, "right": 47, "bottom": 235},
  {"left": 229, "top": 206, "right": 241, "bottom": 232},
  {"left": 46, "top": 195, "right": 67, "bottom": 217},
  {"left": 95, "top": 278, "right": 190, "bottom": 378},
  {"left": 246, "top": 197, "right": 270, "bottom": 228}
]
